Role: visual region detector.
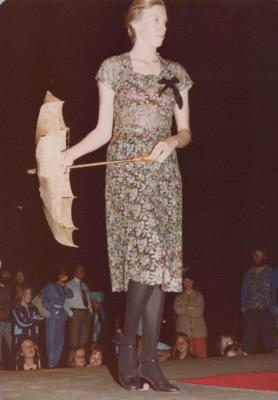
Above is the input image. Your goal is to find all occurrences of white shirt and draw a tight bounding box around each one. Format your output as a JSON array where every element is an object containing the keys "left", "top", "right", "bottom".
[{"left": 65, "top": 278, "right": 93, "bottom": 316}]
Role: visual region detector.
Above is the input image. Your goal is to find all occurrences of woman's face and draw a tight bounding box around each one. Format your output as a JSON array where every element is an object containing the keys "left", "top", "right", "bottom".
[
  {"left": 176, "top": 337, "right": 188, "bottom": 354},
  {"left": 183, "top": 278, "right": 193, "bottom": 291},
  {"left": 21, "top": 340, "right": 36, "bottom": 359},
  {"left": 74, "top": 349, "right": 86, "bottom": 367},
  {"left": 132, "top": 5, "right": 167, "bottom": 49},
  {"left": 89, "top": 350, "right": 103, "bottom": 367}
]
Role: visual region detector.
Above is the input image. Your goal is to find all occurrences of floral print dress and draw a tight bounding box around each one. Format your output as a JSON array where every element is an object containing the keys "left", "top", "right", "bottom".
[{"left": 95, "top": 52, "right": 193, "bottom": 292}]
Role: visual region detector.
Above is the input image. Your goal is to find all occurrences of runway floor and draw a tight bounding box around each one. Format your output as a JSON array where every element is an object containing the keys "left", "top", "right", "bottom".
[{"left": 0, "top": 354, "right": 277, "bottom": 400}]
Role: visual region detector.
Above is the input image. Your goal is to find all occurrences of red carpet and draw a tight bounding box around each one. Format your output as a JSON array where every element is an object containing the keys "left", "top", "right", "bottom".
[{"left": 177, "top": 372, "right": 278, "bottom": 392}]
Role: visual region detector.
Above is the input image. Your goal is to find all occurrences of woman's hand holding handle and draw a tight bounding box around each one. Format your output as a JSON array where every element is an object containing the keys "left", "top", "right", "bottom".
[{"left": 149, "top": 136, "right": 178, "bottom": 163}]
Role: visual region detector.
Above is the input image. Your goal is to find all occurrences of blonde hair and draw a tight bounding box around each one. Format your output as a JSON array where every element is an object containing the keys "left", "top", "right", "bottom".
[{"left": 124, "top": 0, "right": 166, "bottom": 46}]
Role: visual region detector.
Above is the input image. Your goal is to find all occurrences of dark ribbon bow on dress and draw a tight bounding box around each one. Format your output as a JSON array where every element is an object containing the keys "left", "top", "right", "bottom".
[{"left": 158, "top": 76, "right": 183, "bottom": 109}]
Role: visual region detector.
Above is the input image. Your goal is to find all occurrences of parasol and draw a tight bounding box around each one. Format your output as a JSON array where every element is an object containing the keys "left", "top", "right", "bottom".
[{"left": 29, "top": 91, "right": 150, "bottom": 247}]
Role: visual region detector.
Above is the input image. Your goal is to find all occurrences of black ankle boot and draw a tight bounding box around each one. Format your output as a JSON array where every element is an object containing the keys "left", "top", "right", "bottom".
[
  {"left": 139, "top": 360, "right": 180, "bottom": 392},
  {"left": 118, "top": 345, "right": 143, "bottom": 391}
]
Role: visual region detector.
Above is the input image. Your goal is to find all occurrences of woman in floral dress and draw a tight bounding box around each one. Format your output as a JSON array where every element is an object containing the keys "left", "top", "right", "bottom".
[{"left": 62, "top": 0, "right": 193, "bottom": 392}]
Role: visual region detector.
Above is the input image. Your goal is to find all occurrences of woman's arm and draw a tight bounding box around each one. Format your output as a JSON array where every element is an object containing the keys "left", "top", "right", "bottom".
[
  {"left": 150, "top": 89, "right": 192, "bottom": 163},
  {"left": 173, "top": 294, "right": 189, "bottom": 315},
  {"left": 61, "top": 83, "right": 115, "bottom": 170},
  {"left": 190, "top": 293, "right": 205, "bottom": 317}
]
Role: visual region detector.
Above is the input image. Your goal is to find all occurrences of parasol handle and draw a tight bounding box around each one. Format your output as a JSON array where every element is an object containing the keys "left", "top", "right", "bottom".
[
  {"left": 68, "top": 156, "right": 151, "bottom": 170},
  {"left": 27, "top": 156, "right": 152, "bottom": 175}
]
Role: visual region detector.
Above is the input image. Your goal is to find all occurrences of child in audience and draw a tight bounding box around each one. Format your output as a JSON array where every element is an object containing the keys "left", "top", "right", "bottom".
[
  {"left": 15, "top": 338, "right": 41, "bottom": 371},
  {"left": 172, "top": 333, "right": 191, "bottom": 360},
  {"left": 217, "top": 334, "right": 243, "bottom": 357},
  {"left": 12, "top": 286, "right": 43, "bottom": 347},
  {"left": 88, "top": 343, "right": 103, "bottom": 367},
  {"left": 67, "top": 347, "right": 86, "bottom": 367}
]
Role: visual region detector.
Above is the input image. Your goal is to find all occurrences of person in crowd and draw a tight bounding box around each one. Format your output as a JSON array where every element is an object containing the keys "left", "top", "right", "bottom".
[
  {"left": 15, "top": 338, "right": 41, "bottom": 371},
  {"left": 137, "top": 317, "right": 171, "bottom": 362},
  {"left": 224, "top": 344, "right": 243, "bottom": 357},
  {"left": 0, "top": 268, "right": 13, "bottom": 368},
  {"left": 172, "top": 333, "right": 190, "bottom": 360},
  {"left": 217, "top": 334, "right": 235, "bottom": 356},
  {"left": 241, "top": 248, "right": 276, "bottom": 354},
  {"left": 66, "top": 264, "right": 93, "bottom": 348},
  {"left": 12, "top": 286, "right": 43, "bottom": 347},
  {"left": 89, "top": 290, "right": 106, "bottom": 343},
  {"left": 13, "top": 270, "right": 27, "bottom": 304},
  {"left": 61, "top": 0, "right": 193, "bottom": 392},
  {"left": 67, "top": 346, "right": 86, "bottom": 367},
  {"left": 174, "top": 272, "right": 208, "bottom": 358},
  {"left": 88, "top": 343, "right": 103, "bottom": 367},
  {"left": 42, "top": 269, "right": 73, "bottom": 368},
  {"left": 156, "top": 342, "right": 171, "bottom": 362},
  {"left": 217, "top": 334, "right": 242, "bottom": 357}
]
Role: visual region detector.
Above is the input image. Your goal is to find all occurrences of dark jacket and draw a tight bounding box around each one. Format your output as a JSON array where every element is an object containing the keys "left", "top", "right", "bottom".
[{"left": 12, "top": 303, "right": 43, "bottom": 344}]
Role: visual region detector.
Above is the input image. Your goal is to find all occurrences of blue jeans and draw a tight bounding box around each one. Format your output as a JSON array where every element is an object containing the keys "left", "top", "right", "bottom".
[{"left": 0, "top": 322, "right": 12, "bottom": 366}]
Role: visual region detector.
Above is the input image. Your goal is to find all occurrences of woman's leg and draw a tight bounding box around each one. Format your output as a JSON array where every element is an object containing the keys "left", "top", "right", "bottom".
[
  {"left": 141, "top": 285, "right": 165, "bottom": 362},
  {"left": 118, "top": 279, "right": 153, "bottom": 389},
  {"left": 140, "top": 285, "right": 179, "bottom": 392}
]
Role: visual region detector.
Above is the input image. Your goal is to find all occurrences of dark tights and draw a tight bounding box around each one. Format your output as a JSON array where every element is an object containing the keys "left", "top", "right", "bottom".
[{"left": 119, "top": 280, "right": 165, "bottom": 376}]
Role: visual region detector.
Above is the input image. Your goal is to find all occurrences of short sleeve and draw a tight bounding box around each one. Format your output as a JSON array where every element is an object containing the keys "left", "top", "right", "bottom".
[
  {"left": 95, "top": 58, "right": 116, "bottom": 91},
  {"left": 175, "top": 63, "right": 193, "bottom": 91}
]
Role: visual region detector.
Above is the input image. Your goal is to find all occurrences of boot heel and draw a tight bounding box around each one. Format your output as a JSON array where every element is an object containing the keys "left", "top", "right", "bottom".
[
  {"left": 118, "top": 344, "right": 143, "bottom": 391},
  {"left": 139, "top": 360, "right": 180, "bottom": 392}
]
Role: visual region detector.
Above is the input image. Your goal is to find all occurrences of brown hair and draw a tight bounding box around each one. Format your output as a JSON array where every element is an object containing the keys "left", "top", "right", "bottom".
[
  {"left": 16, "top": 338, "right": 41, "bottom": 371},
  {"left": 124, "top": 0, "right": 166, "bottom": 46},
  {"left": 67, "top": 347, "right": 86, "bottom": 367}
]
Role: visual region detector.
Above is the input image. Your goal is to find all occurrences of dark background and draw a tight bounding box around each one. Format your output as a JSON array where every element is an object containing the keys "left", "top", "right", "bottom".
[{"left": 1, "top": 0, "right": 277, "bottom": 353}]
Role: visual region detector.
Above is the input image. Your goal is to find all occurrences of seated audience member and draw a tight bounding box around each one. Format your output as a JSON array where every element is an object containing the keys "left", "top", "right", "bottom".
[
  {"left": 156, "top": 341, "right": 171, "bottom": 362},
  {"left": 172, "top": 334, "right": 190, "bottom": 360},
  {"left": 136, "top": 319, "right": 171, "bottom": 362},
  {"left": 67, "top": 347, "right": 86, "bottom": 368},
  {"left": 88, "top": 343, "right": 103, "bottom": 367},
  {"left": 15, "top": 338, "right": 41, "bottom": 371},
  {"left": 42, "top": 268, "right": 73, "bottom": 368},
  {"left": 224, "top": 344, "right": 243, "bottom": 357},
  {"left": 217, "top": 334, "right": 235, "bottom": 356},
  {"left": 12, "top": 286, "right": 43, "bottom": 346},
  {"left": 174, "top": 272, "right": 208, "bottom": 358}
]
